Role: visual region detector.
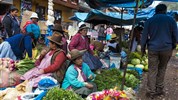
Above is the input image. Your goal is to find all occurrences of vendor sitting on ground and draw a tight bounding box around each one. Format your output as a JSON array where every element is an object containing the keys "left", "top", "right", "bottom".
[
  {"left": 0, "top": 32, "right": 34, "bottom": 60},
  {"left": 62, "top": 49, "right": 97, "bottom": 97},
  {"left": 90, "top": 40, "right": 104, "bottom": 57},
  {"left": 21, "top": 32, "right": 67, "bottom": 87},
  {"left": 106, "top": 34, "right": 121, "bottom": 54}
]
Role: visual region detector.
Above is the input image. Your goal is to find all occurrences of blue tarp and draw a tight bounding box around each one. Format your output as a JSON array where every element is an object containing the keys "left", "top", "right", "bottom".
[
  {"left": 155, "top": 0, "right": 178, "bottom": 2},
  {"left": 69, "top": 10, "right": 147, "bottom": 25},
  {"left": 69, "top": 12, "right": 88, "bottom": 21},
  {"left": 85, "top": 0, "right": 153, "bottom": 9}
]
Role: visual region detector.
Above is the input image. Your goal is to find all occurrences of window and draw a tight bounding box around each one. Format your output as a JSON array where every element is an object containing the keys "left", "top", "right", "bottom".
[{"left": 36, "top": 5, "right": 46, "bottom": 20}]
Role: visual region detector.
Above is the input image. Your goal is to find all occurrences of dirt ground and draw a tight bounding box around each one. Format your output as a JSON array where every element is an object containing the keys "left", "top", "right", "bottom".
[{"left": 136, "top": 51, "right": 178, "bottom": 100}]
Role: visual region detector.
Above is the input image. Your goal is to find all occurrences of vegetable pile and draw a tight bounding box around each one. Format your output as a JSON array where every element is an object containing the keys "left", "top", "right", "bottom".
[
  {"left": 0, "top": 58, "right": 15, "bottom": 71},
  {"left": 43, "top": 87, "right": 84, "bottom": 100},
  {"left": 128, "top": 52, "right": 148, "bottom": 71},
  {"left": 16, "top": 59, "right": 35, "bottom": 75},
  {"left": 94, "top": 69, "right": 140, "bottom": 91}
]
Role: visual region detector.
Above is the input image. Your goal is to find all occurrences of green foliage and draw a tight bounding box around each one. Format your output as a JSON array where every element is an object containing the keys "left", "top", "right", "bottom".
[
  {"left": 16, "top": 59, "right": 35, "bottom": 75},
  {"left": 43, "top": 87, "right": 84, "bottom": 100},
  {"left": 94, "top": 69, "right": 140, "bottom": 91}
]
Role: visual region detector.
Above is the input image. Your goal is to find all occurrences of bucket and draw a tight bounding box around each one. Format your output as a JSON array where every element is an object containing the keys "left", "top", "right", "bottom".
[{"left": 110, "top": 54, "right": 121, "bottom": 69}]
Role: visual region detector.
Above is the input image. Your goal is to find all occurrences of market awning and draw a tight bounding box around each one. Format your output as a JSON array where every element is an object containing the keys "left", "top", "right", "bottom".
[
  {"left": 85, "top": 0, "right": 153, "bottom": 9},
  {"left": 69, "top": 12, "right": 88, "bottom": 21},
  {"left": 84, "top": 10, "right": 147, "bottom": 25}
]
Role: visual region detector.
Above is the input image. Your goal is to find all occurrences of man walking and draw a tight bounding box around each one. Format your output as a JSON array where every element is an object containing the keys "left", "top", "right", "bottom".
[{"left": 141, "top": 4, "right": 178, "bottom": 99}]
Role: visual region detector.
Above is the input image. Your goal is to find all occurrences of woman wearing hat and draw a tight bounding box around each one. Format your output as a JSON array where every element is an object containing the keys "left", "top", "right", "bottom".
[
  {"left": 2, "top": 6, "right": 20, "bottom": 38},
  {"left": 23, "top": 12, "right": 40, "bottom": 47},
  {"left": 51, "top": 23, "right": 68, "bottom": 53},
  {"left": 69, "top": 24, "right": 103, "bottom": 70},
  {"left": 21, "top": 32, "right": 67, "bottom": 87},
  {"left": 106, "top": 34, "right": 121, "bottom": 54},
  {"left": 62, "top": 49, "right": 97, "bottom": 97}
]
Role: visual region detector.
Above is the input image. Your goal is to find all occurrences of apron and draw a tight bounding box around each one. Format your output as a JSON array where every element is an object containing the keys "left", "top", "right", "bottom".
[{"left": 21, "top": 52, "right": 53, "bottom": 87}]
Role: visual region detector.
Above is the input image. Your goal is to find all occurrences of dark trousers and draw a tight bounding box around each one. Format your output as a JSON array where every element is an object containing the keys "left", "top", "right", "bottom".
[{"left": 147, "top": 50, "right": 172, "bottom": 94}]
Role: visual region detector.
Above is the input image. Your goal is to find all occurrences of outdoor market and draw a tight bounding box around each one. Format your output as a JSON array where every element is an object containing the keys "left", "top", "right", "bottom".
[{"left": 0, "top": 0, "right": 178, "bottom": 100}]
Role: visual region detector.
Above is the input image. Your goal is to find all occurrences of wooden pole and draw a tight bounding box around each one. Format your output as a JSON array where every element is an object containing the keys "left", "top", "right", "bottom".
[{"left": 121, "top": 0, "right": 139, "bottom": 90}]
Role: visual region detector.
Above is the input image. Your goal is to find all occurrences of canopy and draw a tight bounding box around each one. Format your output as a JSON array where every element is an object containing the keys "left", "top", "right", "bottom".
[
  {"left": 85, "top": 0, "right": 153, "bottom": 9},
  {"left": 69, "top": 10, "right": 147, "bottom": 25},
  {"left": 69, "top": 12, "right": 88, "bottom": 21},
  {"left": 155, "top": 0, "right": 178, "bottom": 2}
]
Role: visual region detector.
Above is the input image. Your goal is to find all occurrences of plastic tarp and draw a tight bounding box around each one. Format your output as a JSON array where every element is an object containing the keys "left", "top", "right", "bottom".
[
  {"left": 84, "top": 10, "right": 147, "bottom": 25},
  {"left": 85, "top": 0, "right": 153, "bottom": 9},
  {"left": 69, "top": 12, "right": 88, "bottom": 21},
  {"left": 155, "top": 0, "right": 178, "bottom": 2}
]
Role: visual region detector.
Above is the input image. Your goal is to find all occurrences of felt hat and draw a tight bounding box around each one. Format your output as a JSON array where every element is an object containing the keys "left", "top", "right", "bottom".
[
  {"left": 69, "top": 49, "right": 86, "bottom": 60},
  {"left": 79, "top": 24, "right": 89, "bottom": 31},
  {"left": 51, "top": 24, "right": 64, "bottom": 34},
  {"left": 47, "top": 32, "right": 63, "bottom": 45}
]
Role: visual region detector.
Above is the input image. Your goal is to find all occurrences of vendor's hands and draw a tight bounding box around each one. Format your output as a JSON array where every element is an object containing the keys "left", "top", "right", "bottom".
[
  {"left": 88, "top": 75, "right": 93, "bottom": 80},
  {"left": 85, "top": 83, "right": 94, "bottom": 89},
  {"left": 41, "top": 50, "right": 47, "bottom": 57},
  {"left": 38, "top": 69, "right": 44, "bottom": 75}
]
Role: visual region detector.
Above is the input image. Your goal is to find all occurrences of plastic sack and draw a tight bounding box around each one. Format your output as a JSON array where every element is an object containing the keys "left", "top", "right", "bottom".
[{"left": 38, "top": 76, "right": 58, "bottom": 90}]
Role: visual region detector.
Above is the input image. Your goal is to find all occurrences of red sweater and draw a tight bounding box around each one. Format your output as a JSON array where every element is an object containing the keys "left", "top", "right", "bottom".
[{"left": 43, "top": 50, "right": 67, "bottom": 73}]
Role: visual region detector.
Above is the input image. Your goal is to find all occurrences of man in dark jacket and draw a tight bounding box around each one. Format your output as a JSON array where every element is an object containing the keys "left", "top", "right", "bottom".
[
  {"left": 141, "top": 4, "right": 178, "bottom": 99},
  {"left": 2, "top": 6, "right": 20, "bottom": 38}
]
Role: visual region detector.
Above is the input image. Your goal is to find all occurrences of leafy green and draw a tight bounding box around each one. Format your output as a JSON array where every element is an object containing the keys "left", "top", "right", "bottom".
[{"left": 43, "top": 87, "right": 84, "bottom": 100}]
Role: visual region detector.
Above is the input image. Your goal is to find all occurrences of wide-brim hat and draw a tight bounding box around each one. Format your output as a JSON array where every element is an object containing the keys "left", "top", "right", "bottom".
[
  {"left": 79, "top": 24, "right": 89, "bottom": 31},
  {"left": 51, "top": 24, "right": 64, "bottom": 34},
  {"left": 69, "top": 49, "right": 87, "bottom": 60},
  {"left": 47, "top": 32, "right": 63, "bottom": 45}
]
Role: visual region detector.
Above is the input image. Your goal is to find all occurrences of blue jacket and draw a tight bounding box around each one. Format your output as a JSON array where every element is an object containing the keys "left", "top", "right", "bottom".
[
  {"left": 141, "top": 14, "right": 178, "bottom": 51},
  {"left": 26, "top": 23, "right": 40, "bottom": 39},
  {"left": 62, "top": 63, "right": 95, "bottom": 89},
  {"left": 5, "top": 34, "right": 32, "bottom": 59}
]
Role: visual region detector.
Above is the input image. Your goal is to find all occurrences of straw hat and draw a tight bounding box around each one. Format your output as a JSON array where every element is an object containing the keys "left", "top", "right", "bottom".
[
  {"left": 47, "top": 32, "right": 63, "bottom": 45},
  {"left": 111, "top": 33, "right": 118, "bottom": 40},
  {"left": 30, "top": 12, "right": 38, "bottom": 19},
  {"left": 69, "top": 49, "right": 86, "bottom": 60}
]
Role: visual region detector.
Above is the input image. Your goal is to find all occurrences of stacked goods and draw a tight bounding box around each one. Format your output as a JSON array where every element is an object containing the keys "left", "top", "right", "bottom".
[
  {"left": 94, "top": 69, "right": 140, "bottom": 91},
  {"left": 127, "top": 52, "right": 148, "bottom": 71},
  {"left": 16, "top": 59, "right": 35, "bottom": 75},
  {"left": 0, "top": 58, "right": 15, "bottom": 71},
  {"left": 43, "top": 87, "right": 84, "bottom": 100}
]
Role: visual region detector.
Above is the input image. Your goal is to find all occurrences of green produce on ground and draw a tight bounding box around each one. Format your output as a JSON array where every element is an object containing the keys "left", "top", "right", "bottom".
[
  {"left": 16, "top": 59, "right": 35, "bottom": 75},
  {"left": 94, "top": 69, "right": 140, "bottom": 91},
  {"left": 131, "top": 58, "right": 141, "bottom": 65},
  {"left": 43, "top": 87, "right": 84, "bottom": 100}
]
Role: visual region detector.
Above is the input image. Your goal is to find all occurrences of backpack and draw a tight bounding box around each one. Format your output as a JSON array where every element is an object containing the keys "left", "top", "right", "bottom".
[{"left": 22, "top": 20, "right": 33, "bottom": 34}]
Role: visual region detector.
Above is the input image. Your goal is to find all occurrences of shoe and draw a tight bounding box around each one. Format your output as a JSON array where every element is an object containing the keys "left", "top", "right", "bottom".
[
  {"left": 155, "top": 91, "right": 165, "bottom": 96},
  {"left": 145, "top": 92, "right": 156, "bottom": 99}
]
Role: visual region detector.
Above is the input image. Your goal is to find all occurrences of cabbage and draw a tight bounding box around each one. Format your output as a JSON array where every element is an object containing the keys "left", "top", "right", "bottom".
[
  {"left": 144, "top": 65, "right": 148, "bottom": 71},
  {"left": 135, "top": 64, "right": 144, "bottom": 69},
  {"left": 127, "top": 64, "right": 134, "bottom": 68},
  {"left": 131, "top": 58, "right": 141, "bottom": 65}
]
